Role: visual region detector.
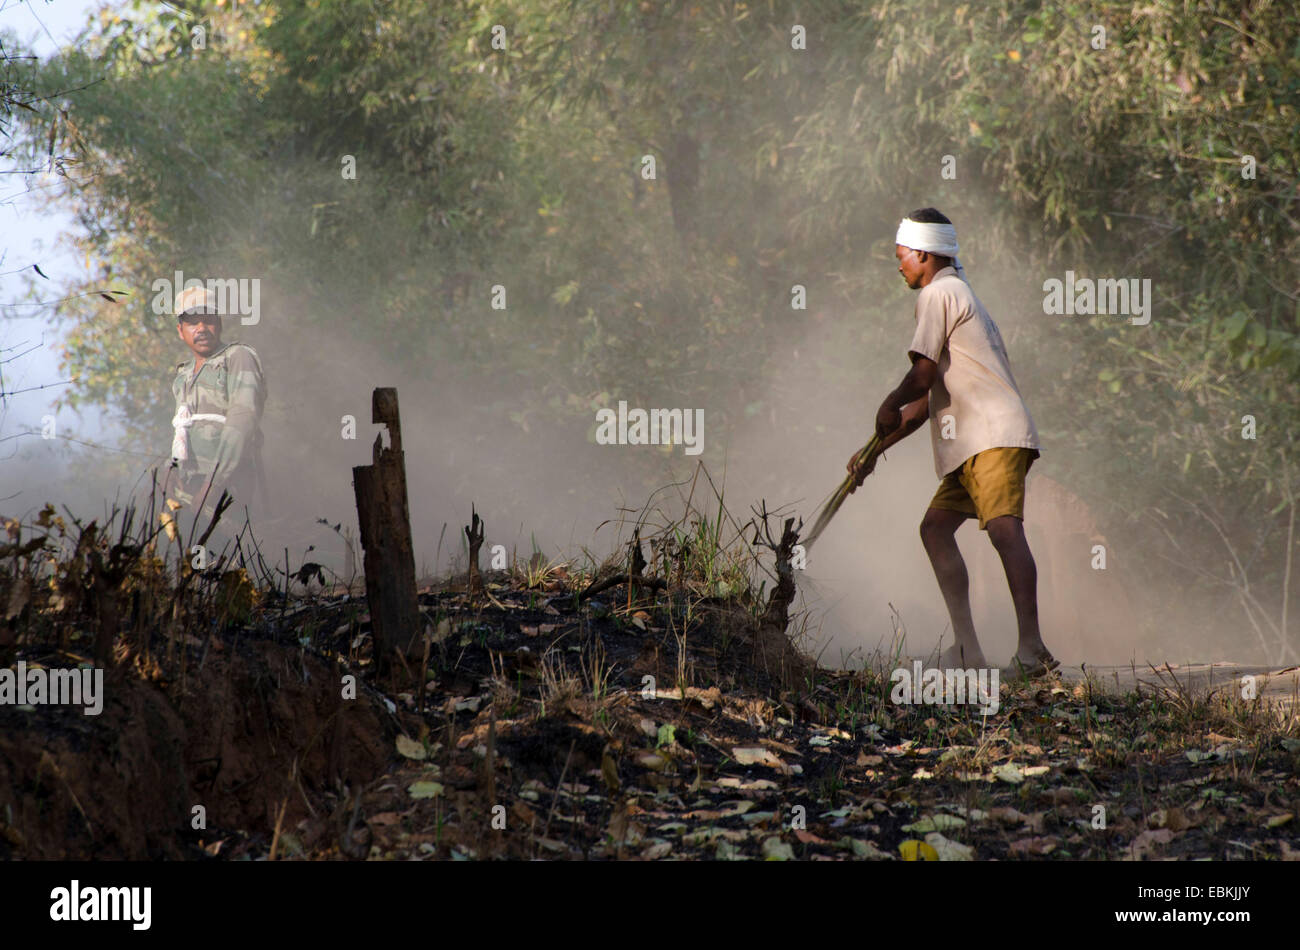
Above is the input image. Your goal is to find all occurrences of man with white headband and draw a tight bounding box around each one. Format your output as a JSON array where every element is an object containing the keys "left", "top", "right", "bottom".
[
  {"left": 847, "top": 207, "right": 1057, "bottom": 678},
  {"left": 170, "top": 285, "right": 267, "bottom": 521}
]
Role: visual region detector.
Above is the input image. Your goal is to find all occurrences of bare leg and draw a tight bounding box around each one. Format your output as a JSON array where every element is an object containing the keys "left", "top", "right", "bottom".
[
  {"left": 919, "top": 507, "right": 987, "bottom": 668},
  {"left": 986, "top": 515, "right": 1056, "bottom": 672}
]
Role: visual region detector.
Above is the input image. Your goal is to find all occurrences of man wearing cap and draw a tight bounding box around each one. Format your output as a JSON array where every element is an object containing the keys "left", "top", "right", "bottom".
[
  {"left": 171, "top": 285, "right": 267, "bottom": 520},
  {"left": 847, "top": 207, "right": 1058, "bottom": 678}
]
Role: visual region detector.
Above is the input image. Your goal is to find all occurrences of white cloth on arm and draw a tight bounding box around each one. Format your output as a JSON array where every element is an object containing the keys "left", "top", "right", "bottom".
[
  {"left": 171, "top": 403, "right": 227, "bottom": 462},
  {"left": 895, "top": 218, "right": 964, "bottom": 278}
]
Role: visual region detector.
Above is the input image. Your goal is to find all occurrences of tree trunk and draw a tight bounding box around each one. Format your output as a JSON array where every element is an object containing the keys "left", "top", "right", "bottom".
[{"left": 352, "top": 388, "right": 421, "bottom": 677}]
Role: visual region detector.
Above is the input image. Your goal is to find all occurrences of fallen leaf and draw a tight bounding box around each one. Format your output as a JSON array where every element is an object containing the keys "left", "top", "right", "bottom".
[
  {"left": 1008, "top": 836, "right": 1057, "bottom": 856},
  {"left": 601, "top": 746, "right": 621, "bottom": 794},
  {"left": 1043, "top": 787, "right": 1086, "bottom": 805},
  {"left": 994, "top": 763, "right": 1026, "bottom": 783},
  {"left": 605, "top": 806, "right": 629, "bottom": 844},
  {"left": 925, "top": 832, "right": 974, "bottom": 861},
  {"left": 716, "top": 839, "right": 746, "bottom": 861},
  {"left": 1125, "top": 828, "right": 1174, "bottom": 861},
  {"left": 846, "top": 838, "right": 893, "bottom": 860},
  {"left": 684, "top": 826, "right": 748, "bottom": 847},
  {"left": 898, "top": 839, "right": 939, "bottom": 861},
  {"left": 989, "top": 806, "right": 1027, "bottom": 826},
  {"left": 395, "top": 734, "right": 426, "bottom": 760},
  {"left": 641, "top": 841, "right": 673, "bottom": 860},
  {"left": 760, "top": 737, "right": 802, "bottom": 757},
  {"left": 5, "top": 574, "right": 30, "bottom": 621},
  {"left": 902, "top": 814, "right": 966, "bottom": 834},
  {"left": 715, "top": 777, "right": 779, "bottom": 791},
  {"left": 762, "top": 837, "right": 795, "bottom": 861},
  {"left": 732, "top": 746, "right": 786, "bottom": 769},
  {"left": 512, "top": 800, "right": 537, "bottom": 825},
  {"left": 637, "top": 751, "right": 670, "bottom": 771}
]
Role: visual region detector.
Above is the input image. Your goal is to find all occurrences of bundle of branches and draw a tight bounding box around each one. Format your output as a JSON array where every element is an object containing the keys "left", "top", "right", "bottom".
[{"left": 804, "top": 434, "right": 883, "bottom": 550}]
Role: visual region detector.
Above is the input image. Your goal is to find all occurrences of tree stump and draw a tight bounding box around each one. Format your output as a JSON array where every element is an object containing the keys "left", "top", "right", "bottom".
[{"left": 352, "top": 388, "right": 421, "bottom": 676}]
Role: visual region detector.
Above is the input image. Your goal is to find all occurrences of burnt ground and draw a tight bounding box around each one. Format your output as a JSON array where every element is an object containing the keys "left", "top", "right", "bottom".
[{"left": 2, "top": 568, "right": 1299, "bottom": 861}]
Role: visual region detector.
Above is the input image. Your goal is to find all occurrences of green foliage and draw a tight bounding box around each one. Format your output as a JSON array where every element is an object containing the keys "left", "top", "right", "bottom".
[{"left": 10, "top": 0, "right": 1300, "bottom": 644}]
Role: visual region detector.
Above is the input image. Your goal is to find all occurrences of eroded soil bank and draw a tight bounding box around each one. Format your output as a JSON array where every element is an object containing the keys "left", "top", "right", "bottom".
[{"left": 0, "top": 637, "right": 391, "bottom": 859}]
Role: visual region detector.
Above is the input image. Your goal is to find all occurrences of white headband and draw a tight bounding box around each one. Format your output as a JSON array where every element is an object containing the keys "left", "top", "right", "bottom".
[{"left": 896, "top": 218, "right": 964, "bottom": 276}]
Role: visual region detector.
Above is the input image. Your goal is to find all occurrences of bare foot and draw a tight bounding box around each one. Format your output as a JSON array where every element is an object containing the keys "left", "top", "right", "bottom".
[
  {"left": 1000, "top": 648, "right": 1060, "bottom": 679},
  {"left": 939, "top": 644, "right": 989, "bottom": 669}
]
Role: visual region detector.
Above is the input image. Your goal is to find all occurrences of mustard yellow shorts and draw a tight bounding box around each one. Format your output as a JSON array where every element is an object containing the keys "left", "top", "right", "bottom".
[{"left": 928, "top": 447, "right": 1039, "bottom": 530}]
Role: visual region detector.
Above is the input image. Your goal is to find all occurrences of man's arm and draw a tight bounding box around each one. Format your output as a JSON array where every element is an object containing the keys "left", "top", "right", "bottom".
[
  {"left": 880, "top": 391, "right": 929, "bottom": 451},
  {"left": 848, "top": 391, "right": 928, "bottom": 488},
  {"left": 206, "top": 347, "right": 265, "bottom": 498},
  {"left": 875, "top": 353, "right": 938, "bottom": 440}
]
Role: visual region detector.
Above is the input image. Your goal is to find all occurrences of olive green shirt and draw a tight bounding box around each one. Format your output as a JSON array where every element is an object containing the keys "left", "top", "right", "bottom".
[{"left": 171, "top": 342, "right": 266, "bottom": 505}]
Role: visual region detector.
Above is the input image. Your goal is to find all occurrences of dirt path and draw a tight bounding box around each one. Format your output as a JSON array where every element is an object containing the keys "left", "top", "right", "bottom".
[{"left": 1063, "top": 662, "right": 1300, "bottom": 709}]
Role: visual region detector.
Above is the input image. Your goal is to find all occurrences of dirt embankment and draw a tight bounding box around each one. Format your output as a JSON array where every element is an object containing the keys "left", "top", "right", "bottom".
[{"left": 0, "top": 641, "right": 392, "bottom": 859}]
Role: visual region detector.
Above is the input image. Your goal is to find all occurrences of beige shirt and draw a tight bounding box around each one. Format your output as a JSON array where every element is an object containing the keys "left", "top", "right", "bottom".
[{"left": 906, "top": 267, "right": 1040, "bottom": 478}]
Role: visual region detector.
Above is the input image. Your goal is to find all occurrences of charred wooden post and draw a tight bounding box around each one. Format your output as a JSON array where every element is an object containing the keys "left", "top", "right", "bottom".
[
  {"left": 352, "top": 388, "right": 421, "bottom": 676},
  {"left": 464, "top": 506, "right": 485, "bottom": 595},
  {"left": 760, "top": 516, "right": 800, "bottom": 632},
  {"left": 628, "top": 527, "right": 647, "bottom": 608},
  {"left": 749, "top": 505, "right": 810, "bottom": 689}
]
